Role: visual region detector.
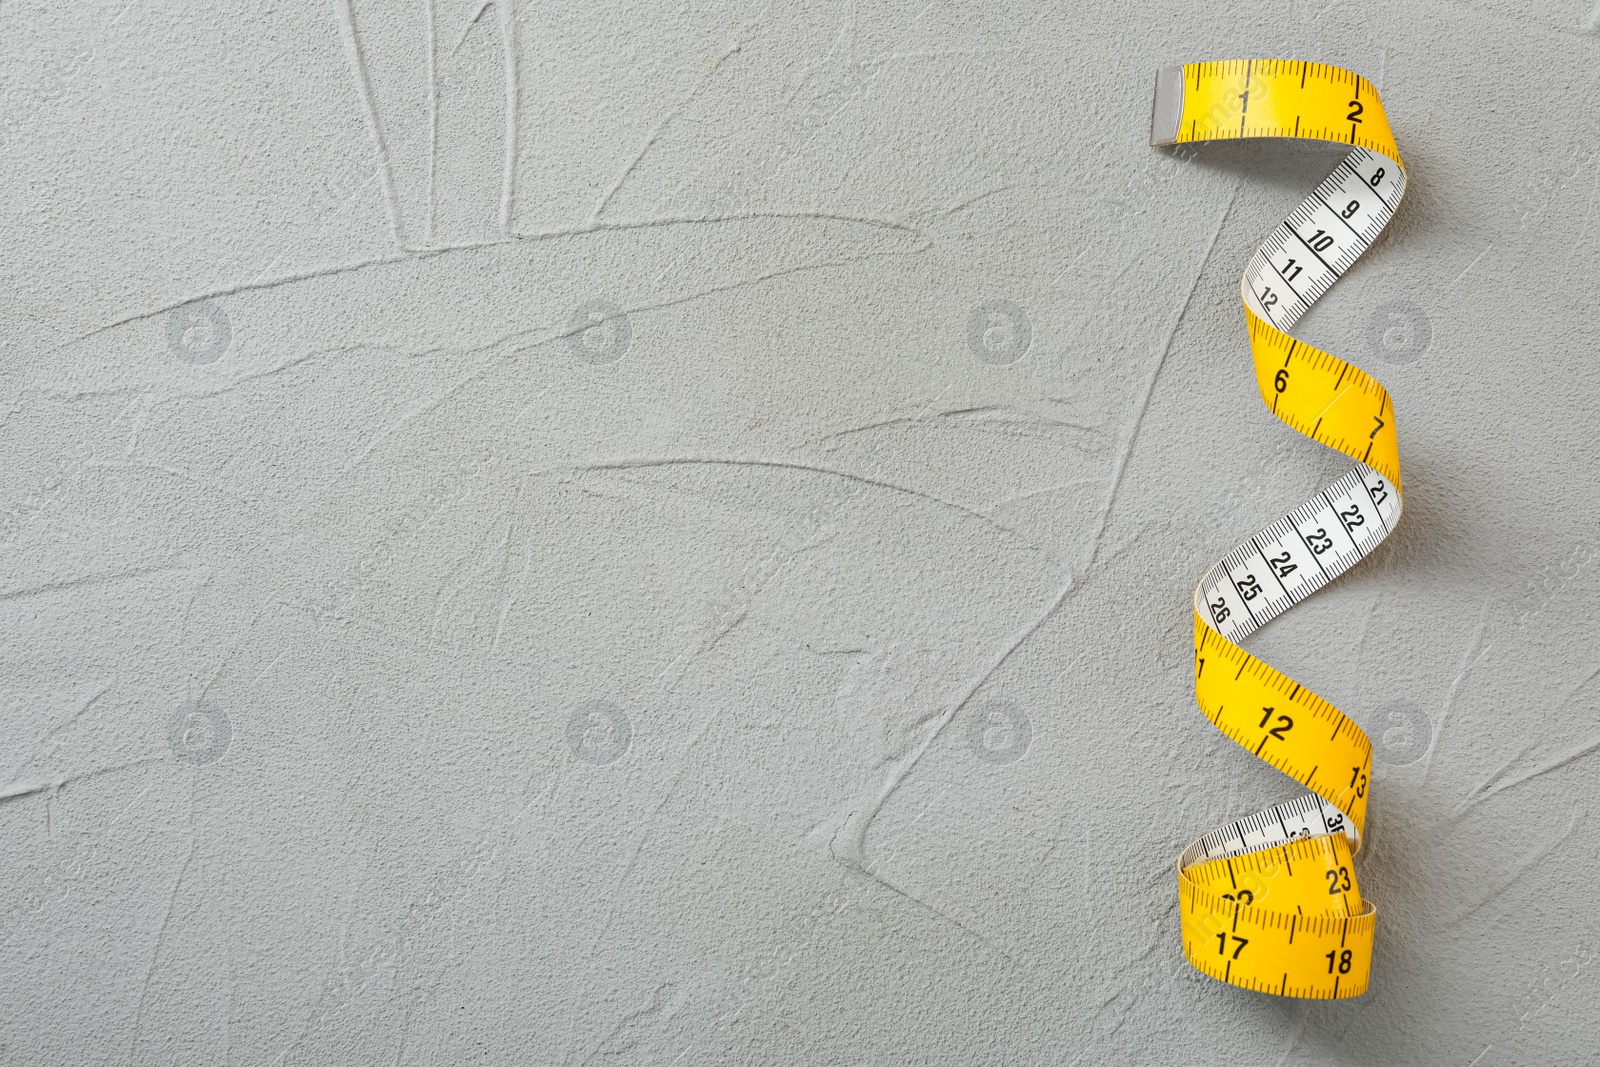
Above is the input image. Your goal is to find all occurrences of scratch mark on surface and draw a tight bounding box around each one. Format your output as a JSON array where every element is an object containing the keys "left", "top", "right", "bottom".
[
  {"left": 593, "top": 208, "right": 919, "bottom": 237},
  {"left": 193, "top": 607, "right": 278, "bottom": 706},
  {"left": 0, "top": 779, "right": 55, "bottom": 803},
  {"left": 938, "top": 184, "right": 1013, "bottom": 218},
  {"left": 0, "top": 561, "right": 192, "bottom": 603},
  {"left": 788, "top": 0, "right": 855, "bottom": 101},
  {"left": 70, "top": 251, "right": 421, "bottom": 344},
  {"left": 588, "top": 13, "right": 765, "bottom": 222},
  {"left": 425, "top": 0, "right": 439, "bottom": 246},
  {"left": 126, "top": 835, "right": 197, "bottom": 1060},
  {"left": 1466, "top": 1044, "right": 1492, "bottom": 1067},
  {"left": 832, "top": 567, "right": 1080, "bottom": 881},
  {"left": 567, "top": 455, "right": 1040, "bottom": 552},
  {"left": 1451, "top": 742, "right": 1533, "bottom": 821},
  {"left": 1085, "top": 181, "right": 1238, "bottom": 569},
  {"left": 45, "top": 684, "right": 110, "bottom": 743},
  {"left": 1446, "top": 242, "right": 1494, "bottom": 291},
  {"left": 1565, "top": 166, "right": 1599, "bottom": 265},
  {"left": 490, "top": 478, "right": 530, "bottom": 654},
  {"left": 525, "top": 230, "right": 925, "bottom": 353},
  {"left": 342, "top": 365, "right": 492, "bottom": 477},
  {"left": 1456, "top": 724, "right": 1600, "bottom": 814},
  {"left": 249, "top": 648, "right": 290, "bottom": 688},
  {"left": 863, "top": 47, "right": 1022, "bottom": 65},
  {"left": 333, "top": 0, "right": 410, "bottom": 250},
  {"left": 1272, "top": 1009, "right": 1306, "bottom": 1066},
  {"left": 1422, "top": 600, "right": 1492, "bottom": 786},
  {"left": 817, "top": 405, "right": 1107, "bottom": 446},
  {"left": 497, "top": 0, "right": 520, "bottom": 232},
  {"left": 453, "top": 0, "right": 492, "bottom": 53},
  {"left": 583, "top": 701, "right": 736, "bottom": 962},
  {"left": 175, "top": 349, "right": 334, "bottom": 400},
  {"left": 573, "top": 984, "right": 685, "bottom": 1067},
  {"left": 391, "top": 999, "right": 416, "bottom": 1067},
  {"left": 846, "top": 864, "right": 1016, "bottom": 961},
  {"left": 179, "top": 567, "right": 215, "bottom": 644},
  {"left": 1, "top": 687, "right": 105, "bottom": 805},
  {"left": 1448, "top": 813, "right": 1578, "bottom": 925},
  {"left": 590, "top": 795, "right": 673, "bottom": 956},
  {"left": 74, "top": 210, "right": 917, "bottom": 345},
  {"left": 1043, "top": 241, "right": 1097, "bottom": 295},
  {"left": 763, "top": 0, "right": 945, "bottom": 186},
  {"left": 986, "top": 479, "right": 1102, "bottom": 511},
  {"left": 116, "top": 392, "right": 154, "bottom": 457},
  {"left": 85, "top": 460, "right": 262, "bottom": 509},
  {"left": 1351, "top": 591, "right": 1384, "bottom": 658},
  {"left": 0, "top": 758, "right": 164, "bottom": 804}
]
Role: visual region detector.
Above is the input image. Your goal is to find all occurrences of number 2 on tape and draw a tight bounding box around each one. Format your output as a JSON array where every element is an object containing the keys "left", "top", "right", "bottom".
[{"left": 1150, "top": 60, "right": 1408, "bottom": 999}]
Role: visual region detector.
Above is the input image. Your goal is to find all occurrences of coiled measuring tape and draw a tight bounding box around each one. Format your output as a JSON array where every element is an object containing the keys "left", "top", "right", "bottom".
[{"left": 1150, "top": 60, "right": 1406, "bottom": 999}]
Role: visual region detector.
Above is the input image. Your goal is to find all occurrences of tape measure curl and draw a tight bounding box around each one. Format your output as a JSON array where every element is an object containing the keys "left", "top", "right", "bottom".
[{"left": 1150, "top": 59, "right": 1407, "bottom": 999}]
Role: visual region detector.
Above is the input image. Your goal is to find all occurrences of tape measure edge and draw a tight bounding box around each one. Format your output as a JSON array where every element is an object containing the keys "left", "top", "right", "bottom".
[{"left": 1150, "top": 66, "right": 1185, "bottom": 146}]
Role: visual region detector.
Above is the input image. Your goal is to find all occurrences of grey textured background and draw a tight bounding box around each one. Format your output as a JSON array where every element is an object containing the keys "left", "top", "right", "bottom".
[{"left": 3, "top": 1, "right": 1599, "bottom": 1064}]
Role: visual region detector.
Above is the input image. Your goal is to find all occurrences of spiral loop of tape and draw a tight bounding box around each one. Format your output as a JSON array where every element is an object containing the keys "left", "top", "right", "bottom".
[{"left": 1151, "top": 60, "right": 1407, "bottom": 999}]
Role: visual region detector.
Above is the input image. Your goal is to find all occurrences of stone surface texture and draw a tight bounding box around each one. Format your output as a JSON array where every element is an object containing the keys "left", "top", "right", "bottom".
[{"left": 2, "top": 1, "right": 1598, "bottom": 1064}]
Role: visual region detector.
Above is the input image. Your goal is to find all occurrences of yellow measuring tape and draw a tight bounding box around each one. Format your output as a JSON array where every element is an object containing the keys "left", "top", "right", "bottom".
[{"left": 1150, "top": 60, "right": 1407, "bottom": 998}]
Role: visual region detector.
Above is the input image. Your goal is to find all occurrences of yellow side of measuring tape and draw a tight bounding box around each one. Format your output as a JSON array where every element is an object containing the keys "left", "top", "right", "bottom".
[{"left": 1150, "top": 60, "right": 1408, "bottom": 999}]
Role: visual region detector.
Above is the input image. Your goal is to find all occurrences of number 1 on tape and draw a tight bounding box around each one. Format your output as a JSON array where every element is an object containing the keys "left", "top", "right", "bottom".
[{"left": 1151, "top": 60, "right": 1408, "bottom": 999}]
